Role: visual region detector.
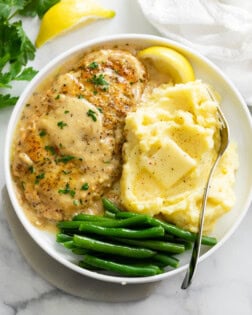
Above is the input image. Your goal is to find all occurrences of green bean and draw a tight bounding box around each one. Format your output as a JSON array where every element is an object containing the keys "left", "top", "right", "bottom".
[
  {"left": 57, "top": 221, "right": 83, "bottom": 230},
  {"left": 179, "top": 240, "right": 192, "bottom": 250},
  {"left": 79, "top": 222, "right": 165, "bottom": 239},
  {"left": 76, "top": 215, "right": 151, "bottom": 228},
  {"left": 102, "top": 198, "right": 122, "bottom": 213},
  {"left": 72, "top": 248, "right": 88, "bottom": 255},
  {"left": 193, "top": 234, "right": 217, "bottom": 246},
  {"left": 72, "top": 213, "right": 114, "bottom": 222},
  {"left": 115, "top": 211, "right": 139, "bottom": 219},
  {"left": 73, "top": 235, "right": 156, "bottom": 258},
  {"left": 56, "top": 199, "right": 218, "bottom": 278},
  {"left": 162, "top": 235, "right": 192, "bottom": 250},
  {"left": 63, "top": 240, "right": 75, "bottom": 249},
  {"left": 81, "top": 249, "right": 177, "bottom": 271},
  {"left": 110, "top": 237, "right": 185, "bottom": 254},
  {"left": 56, "top": 233, "right": 73, "bottom": 243},
  {"left": 79, "top": 260, "right": 102, "bottom": 271},
  {"left": 97, "top": 249, "right": 179, "bottom": 269},
  {"left": 152, "top": 253, "right": 179, "bottom": 268},
  {"left": 82, "top": 254, "right": 161, "bottom": 276},
  {"left": 104, "top": 210, "right": 116, "bottom": 218},
  {"left": 115, "top": 211, "right": 217, "bottom": 246},
  {"left": 155, "top": 219, "right": 217, "bottom": 246}
]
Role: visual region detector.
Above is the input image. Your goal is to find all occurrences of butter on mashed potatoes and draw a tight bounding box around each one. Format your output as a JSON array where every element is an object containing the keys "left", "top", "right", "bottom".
[{"left": 120, "top": 80, "right": 238, "bottom": 233}]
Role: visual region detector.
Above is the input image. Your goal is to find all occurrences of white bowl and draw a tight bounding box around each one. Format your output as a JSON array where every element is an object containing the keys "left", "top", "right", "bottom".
[{"left": 5, "top": 34, "right": 252, "bottom": 285}]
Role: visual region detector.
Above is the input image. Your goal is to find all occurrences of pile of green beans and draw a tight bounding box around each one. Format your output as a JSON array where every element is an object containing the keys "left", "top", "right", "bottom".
[{"left": 56, "top": 198, "right": 217, "bottom": 277}]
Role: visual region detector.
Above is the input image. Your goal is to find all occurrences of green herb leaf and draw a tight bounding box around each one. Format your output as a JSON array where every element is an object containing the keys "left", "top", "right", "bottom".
[
  {"left": 0, "top": 16, "right": 36, "bottom": 108},
  {"left": 19, "top": 0, "right": 60, "bottom": 18},
  {"left": 39, "top": 129, "right": 47, "bottom": 137},
  {"left": 0, "top": 0, "right": 58, "bottom": 110},
  {"left": 28, "top": 165, "right": 34, "bottom": 173},
  {"left": 0, "top": 94, "right": 18, "bottom": 108},
  {"left": 57, "top": 121, "right": 68, "bottom": 129},
  {"left": 15, "top": 66, "right": 38, "bottom": 81},
  {"left": 35, "top": 172, "right": 45, "bottom": 184},
  {"left": 45, "top": 145, "right": 56, "bottom": 155},
  {"left": 87, "top": 109, "right": 97, "bottom": 122},
  {"left": 58, "top": 183, "right": 75, "bottom": 198},
  {"left": 56, "top": 155, "right": 75, "bottom": 163},
  {"left": 88, "top": 61, "right": 98, "bottom": 70},
  {"left": 15, "top": 21, "right": 35, "bottom": 62},
  {"left": 0, "top": 0, "right": 27, "bottom": 20},
  {"left": 88, "top": 74, "right": 109, "bottom": 88},
  {"left": 81, "top": 183, "right": 89, "bottom": 191}
]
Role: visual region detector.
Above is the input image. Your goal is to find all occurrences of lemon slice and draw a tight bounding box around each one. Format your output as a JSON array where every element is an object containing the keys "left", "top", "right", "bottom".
[
  {"left": 36, "top": 0, "right": 115, "bottom": 47},
  {"left": 137, "top": 46, "right": 195, "bottom": 84}
]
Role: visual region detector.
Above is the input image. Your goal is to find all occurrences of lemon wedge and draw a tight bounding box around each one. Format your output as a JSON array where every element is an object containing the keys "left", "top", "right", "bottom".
[
  {"left": 36, "top": 0, "right": 115, "bottom": 47},
  {"left": 137, "top": 46, "right": 195, "bottom": 84}
]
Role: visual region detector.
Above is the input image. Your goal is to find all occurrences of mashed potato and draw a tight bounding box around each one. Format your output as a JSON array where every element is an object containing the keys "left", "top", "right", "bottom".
[{"left": 120, "top": 80, "right": 238, "bottom": 233}]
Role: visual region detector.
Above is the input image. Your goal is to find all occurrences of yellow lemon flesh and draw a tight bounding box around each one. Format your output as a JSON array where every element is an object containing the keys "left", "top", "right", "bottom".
[
  {"left": 137, "top": 46, "right": 195, "bottom": 84},
  {"left": 36, "top": 0, "right": 115, "bottom": 47}
]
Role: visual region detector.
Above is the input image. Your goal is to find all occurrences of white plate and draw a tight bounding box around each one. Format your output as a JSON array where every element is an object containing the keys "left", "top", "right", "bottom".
[{"left": 4, "top": 34, "right": 252, "bottom": 285}]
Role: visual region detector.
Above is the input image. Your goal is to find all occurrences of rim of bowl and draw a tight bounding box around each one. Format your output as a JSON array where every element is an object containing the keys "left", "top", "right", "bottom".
[{"left": 4, "top": 33, "right": 252, "bottom": 285}]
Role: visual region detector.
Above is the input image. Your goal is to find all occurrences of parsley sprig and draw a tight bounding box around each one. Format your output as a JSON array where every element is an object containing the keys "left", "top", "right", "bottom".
[
  {"left": 88, "top": 74, "right": 109, "bottom": 91},
  {"left": 58, "top": 183, "right": 75, "bottom": 198},
  {"left": 87, "top": 109, "right": 97, "bottom": 122},
  {"left": 0, "top": 0, "right": 60, "bottom": 108}
]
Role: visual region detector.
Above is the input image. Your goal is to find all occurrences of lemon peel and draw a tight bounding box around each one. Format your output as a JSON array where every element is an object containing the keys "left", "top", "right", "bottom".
[
  {"left": 137, "top": 46, "right": 195, "bottom": 84},
  {"left": 36, "top": 0, "right": 115, "bottom": 48}
]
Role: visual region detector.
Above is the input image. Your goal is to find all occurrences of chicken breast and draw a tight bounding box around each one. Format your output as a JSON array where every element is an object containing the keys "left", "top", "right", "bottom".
[{"left": 12, "top": 49, "right": 147, "bottom": 224}]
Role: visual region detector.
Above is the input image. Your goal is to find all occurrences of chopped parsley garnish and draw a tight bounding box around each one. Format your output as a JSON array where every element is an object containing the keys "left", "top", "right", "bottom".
[
  {"left": 88, "top": 74, "right": 109, "bottom": 89},
  {"left": 58, "top": 183, "right": 75, "bottom": 197},
  {"left": 39, "top": 130, "right": 47, "bottom": 137},
  {"left": 93, "top": 90, "right": 98, "bottom": 95},
  {"left": 57, "top": 121, "right": 68, "bottom": 129},
  {"left": 55, "top": 94, "right": 60, "bottom": 100},
  {"left": 28, "top": 166, "right": 34, "bottom": 173},
  {"left": 87, "top": 109, "right": 97, "bottom": 122},
  {"left": 64, "top": 110, "right": 70, "bottom": 114},
  {"left": 56, "top": 155, "right": 75, "bottom": 163},
  {"left": 35, "top": 173, "right": 45, "bottom": 184},
  {"left": 45, "top": 145, "right": 56, "bottom": 155},
  {"left": 81, "top": 183, "right": 89, "bottom": 190},
  {"left": 97, "top": 107, "right": 103, "bottom": 113},
  {"left": 77, "top": 94, "right": 84, "bottom": 99},
  {"left": 88, "top": 62, "right": 99, "bottom": 70}
]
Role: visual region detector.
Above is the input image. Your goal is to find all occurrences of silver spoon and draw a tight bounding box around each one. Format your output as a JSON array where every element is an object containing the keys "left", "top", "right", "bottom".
[{"left": 181, "top": 88, "right": 229, "bottom": 289}]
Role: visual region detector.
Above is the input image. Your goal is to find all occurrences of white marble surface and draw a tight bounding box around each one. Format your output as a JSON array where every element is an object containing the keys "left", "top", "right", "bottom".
[{"left": 1, "top": 1, "right": 252, "bottom": 314}]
